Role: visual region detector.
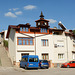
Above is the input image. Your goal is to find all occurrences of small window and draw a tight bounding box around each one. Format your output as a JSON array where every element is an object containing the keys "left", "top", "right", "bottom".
[
  {"left": 23, "top": 40, "right": 25, "bottom": 45},
  {"left": 18, "top": 40, "right": 22, "bottom": 45},
  {"left": 23, "top": 27, "right": 25, "bottom": 31},
  {"left": 20, "top": 27, "right": 22, "bottom": 31},
  {"left": 41, "top": 28, "right": 47, "bottom": 33},
  {"left": 20, "top": 27, "right": 29, "bottom": 32},
  {"left": 30, "top": 40, "right": 33, "bottom": 45},
  {"left": 42, "top": 54, "right": 49, "bottom": 60},
  {"left": 26, "top": 27, "right": 28, "bottom": 32},
  {"left": 58, "top": 54, "right": 64, "bottom": 59},
  {"left": 41, "top": 39, "right": 48, "bottom": 46},
  {"left": 26, "top": 40, "right": 29, "bottom": 45}
]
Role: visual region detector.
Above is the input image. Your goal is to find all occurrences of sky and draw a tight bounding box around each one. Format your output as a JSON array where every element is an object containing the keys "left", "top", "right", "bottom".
[{"left": 0, "top": 0, "right": 75, "bottom": 32}]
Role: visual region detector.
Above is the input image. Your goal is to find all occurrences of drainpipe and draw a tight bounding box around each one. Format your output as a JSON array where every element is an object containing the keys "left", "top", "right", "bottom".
[
  {"left": 66, "top": 35, "right": 68, "bottom": 61},
  {"left": 34, "top": 31, "right": 36, "bottom": 55}
]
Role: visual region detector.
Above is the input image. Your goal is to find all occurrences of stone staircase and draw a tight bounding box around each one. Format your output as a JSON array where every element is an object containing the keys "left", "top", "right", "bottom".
[{"left": 0, "top": 45, "right": 12, "bottom": 67}]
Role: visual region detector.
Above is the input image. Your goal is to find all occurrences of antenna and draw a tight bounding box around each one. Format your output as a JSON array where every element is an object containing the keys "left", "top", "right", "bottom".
[
  {"left": 58, "top": 21, "right": 62, "bottom": 29},
  {"left": 58, "top": 21, "right": 66, "bottom": 30}
]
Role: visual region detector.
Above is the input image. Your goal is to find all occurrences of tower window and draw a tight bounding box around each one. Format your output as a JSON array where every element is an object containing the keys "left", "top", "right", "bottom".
[
  {"left": 20, "top": 27, "right": 22, "bottom": 31},
  {"left": 20, "top": 27, "right": 29, "bottom": 32},
  {"left": 41, "top": 28, "right": 47, "bottom": 33}
]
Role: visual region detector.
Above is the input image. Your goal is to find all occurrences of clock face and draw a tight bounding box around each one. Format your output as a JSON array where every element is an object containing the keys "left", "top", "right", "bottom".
[
  {"left": 38, "top": 22, "right": 40, "bottom": 25},
  {"left": 44, "top": 22, "right": 47, "bottom": 25}
]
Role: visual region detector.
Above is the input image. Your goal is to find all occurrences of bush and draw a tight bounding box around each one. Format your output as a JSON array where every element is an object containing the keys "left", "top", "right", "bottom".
[{"left": 3, "top": 40, "right": 8, "bottom": 47}]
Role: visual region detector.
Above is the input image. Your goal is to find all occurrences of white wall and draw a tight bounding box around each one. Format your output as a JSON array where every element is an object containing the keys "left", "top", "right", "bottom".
[
  {"left": 8, "top": 28, "right": 16, "bottom": 63},
  {"left": 15, "top": 33, "right": 35, "bottom": 62}
]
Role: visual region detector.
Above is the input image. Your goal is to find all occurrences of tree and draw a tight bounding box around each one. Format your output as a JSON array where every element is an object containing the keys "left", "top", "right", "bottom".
[
  {"left": 3, "top": 40, "right": 8, "bottom": 47},
  {"left": 72, "top": 30, "right": 75, "bottom": 35}
]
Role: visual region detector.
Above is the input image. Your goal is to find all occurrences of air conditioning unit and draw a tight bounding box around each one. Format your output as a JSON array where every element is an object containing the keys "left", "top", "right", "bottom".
[
  {"left": 54, "top": 44, "right": 57, "bottom": 48},
  {"left": 73, "top": 40, "right": 75, "bottom": 43}
]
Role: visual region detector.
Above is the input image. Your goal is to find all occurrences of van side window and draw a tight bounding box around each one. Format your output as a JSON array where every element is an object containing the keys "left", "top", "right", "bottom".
[
  {"left": 22, "top": 58, "right": 28, "bottom": 62},
  {"left": 22, "top": 58, "right": 25, "bottom": 61},
  {"left": 25, "top": 58, "right": 28, "bottom": 61},
  {"left": 29, "top": 58, "right": 38, "bottom": 62}
]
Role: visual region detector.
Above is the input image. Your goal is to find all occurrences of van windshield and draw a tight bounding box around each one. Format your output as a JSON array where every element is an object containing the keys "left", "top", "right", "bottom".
[{"left": 29, "top": 58, "right": 38, "bottom": 62}]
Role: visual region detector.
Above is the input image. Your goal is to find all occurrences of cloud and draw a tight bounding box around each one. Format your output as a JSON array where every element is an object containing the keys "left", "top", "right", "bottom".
[
  {"left": 24, "top": 5, "right": 36, "bottom": 10},
  {"left": 5, "top": 12, "right": 17, "bottom": 18},
  {"left": 9, "top": 8, "right": 19, "bottom": 11},
  {"left": 13, "top": 8, "right": 19, "bottom": 11},
  {"left": 15, "top": 11, "right": 22, "bottom": 15},
  {"left": 48, "top": 19, "right": 57, "bottom": 23},
  {"left": 9, "top": 9, "right": 12, "bottom": 11}
]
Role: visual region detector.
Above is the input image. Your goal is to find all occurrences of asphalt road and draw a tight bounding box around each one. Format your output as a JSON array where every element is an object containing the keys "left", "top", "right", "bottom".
[{"left": 0, "top": 67, "right": 75, "bottom": 75}]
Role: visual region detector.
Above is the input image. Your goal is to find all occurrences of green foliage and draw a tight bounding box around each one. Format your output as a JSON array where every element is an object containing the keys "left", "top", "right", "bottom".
[
  {"left": 3, "top": 40, "right": 8, "bottom": 47},
  {"left": 73, "top": 30, "right": 75, "bottom": 35}
]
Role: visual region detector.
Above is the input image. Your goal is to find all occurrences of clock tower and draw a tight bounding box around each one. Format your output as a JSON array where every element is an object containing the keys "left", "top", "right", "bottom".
[{"left": 35, "top": 11, "right": 50, "bottom": 28}]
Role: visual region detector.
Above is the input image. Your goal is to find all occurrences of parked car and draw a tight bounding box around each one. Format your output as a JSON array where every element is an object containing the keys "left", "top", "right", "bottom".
[
  {"left": 20, "top": 55, "right": 39, "bottom": 69},
  {"left": 61, "top": 60, "right": 75, "bottom": 68},
  {"left": 39, "top": 60, "right": 49, "bottom": 69}
]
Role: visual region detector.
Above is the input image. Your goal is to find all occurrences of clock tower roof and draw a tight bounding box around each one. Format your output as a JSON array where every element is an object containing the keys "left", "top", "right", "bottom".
[
  {"left": 40, "top": 11, "right": 44, "bottom": 19},
  {"left": 35, "top": 11, "right": 49, "bottom": 22}
]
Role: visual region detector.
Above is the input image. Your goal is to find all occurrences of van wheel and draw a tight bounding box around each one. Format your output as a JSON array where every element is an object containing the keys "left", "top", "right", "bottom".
[
  {"left": 25, "top": 66, "right": 27, "bottom": 70},
  {"left": 67, "top": 65, "right": 70, "bottom": 68}
]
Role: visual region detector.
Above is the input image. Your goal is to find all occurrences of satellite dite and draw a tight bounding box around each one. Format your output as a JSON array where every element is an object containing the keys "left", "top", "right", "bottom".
[{"left": 58, "top": 21, "right": 66, "bottom": 30}]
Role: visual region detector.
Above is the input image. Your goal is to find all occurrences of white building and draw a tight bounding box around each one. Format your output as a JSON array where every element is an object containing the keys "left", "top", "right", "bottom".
[
  {"left": 6, "top": 12, "right": 75, "bottom": 67},
  {"left": 0, "top": 30, "right": 8, "bottom": 46}
]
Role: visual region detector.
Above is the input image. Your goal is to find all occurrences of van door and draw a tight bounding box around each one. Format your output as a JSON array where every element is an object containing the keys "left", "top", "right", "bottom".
[
  {"left": 23, "top": 58, "right": 28, "bottom": 67},
  {"left": 29, "top": 58, "right": 39, "bottom": 68}
]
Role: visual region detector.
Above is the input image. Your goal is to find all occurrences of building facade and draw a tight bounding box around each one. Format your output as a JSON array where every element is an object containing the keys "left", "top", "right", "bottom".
[{"left": 6, "top": 12, "right": 75, "bottom": 67}]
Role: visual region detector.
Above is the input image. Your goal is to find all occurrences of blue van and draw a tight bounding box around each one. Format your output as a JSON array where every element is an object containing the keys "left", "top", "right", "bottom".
[{"left": 20, "top": 55, "right": 39, "bottom": 69}]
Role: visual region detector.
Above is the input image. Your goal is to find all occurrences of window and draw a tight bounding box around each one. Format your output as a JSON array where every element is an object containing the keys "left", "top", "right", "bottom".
[
  {"left": 20, "top": 27, "right": 22, "bottom": 31},
  {"left": 42, "top": 54, "right": 49, "bottom": 60},
  {"left": 58, "top": 54, "right": 64, "bottom": 59},
  {"left": 72, "top": 53, "right": 75, "bottom": 60},
  {"left": 20, "top": 27, "right": 29, "bottom": 32},
  {"left": 18, "top": 38, "right": 33, "bottom": 45},
  {"left": 41, "top": 39, "right": 48, "bottom": 46},
  {"left": 29, "top": 58, "right": 38, "bottom": 62},
  {"left": 18, "top": 38, "right": 22, "bottom": 45},
  {"left": 23, "top": 27, "right": 25, "bottom": 31},
  {"left": 26, "top": 27, "right": 28, "bottom": 32},
  {"left": 22, "top": 58, "right": 28, "bottom": 62},
  {"left": 41, "top": 28, "right": 47, "bottom": 33}
]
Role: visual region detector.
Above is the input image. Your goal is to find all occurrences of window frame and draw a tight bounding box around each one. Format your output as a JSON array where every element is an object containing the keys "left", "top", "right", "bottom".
[
  {"left": 17, "top": 37, "right": 34, "bottom": 45},
  {"left": 42, "top": 54, "right": 49, "bottom": 60},
  {"left": 41, "top": 39, "right": 48, "bottom": 46},
  {"left": 58, "top": 54, "right": 64, "bottom": 60},
  {"left": 20, "top": 27, "right": 29, "bottom": 32},
  {"left": 41, "top": 28, "right": 47, "bottom": 33}
]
